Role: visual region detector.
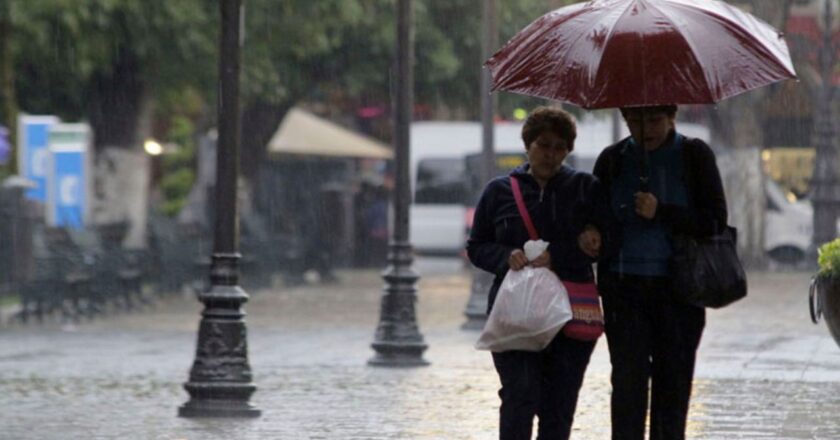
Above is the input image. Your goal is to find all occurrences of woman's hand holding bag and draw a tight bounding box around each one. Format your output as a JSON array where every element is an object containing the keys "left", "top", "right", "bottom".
[{"left": 475, "top": 244, "right": 573, "bottom": 352}]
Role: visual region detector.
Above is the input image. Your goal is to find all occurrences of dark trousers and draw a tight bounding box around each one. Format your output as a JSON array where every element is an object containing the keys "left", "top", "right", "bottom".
[
  {"left": 492, "top": 333, "right": 596, "bottom": 440},
  {"left": 600, "top": 273, "right": 705, "bottom": 440}
]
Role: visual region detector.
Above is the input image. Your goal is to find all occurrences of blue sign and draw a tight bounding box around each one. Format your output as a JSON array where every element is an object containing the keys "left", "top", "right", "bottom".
[
  {"left": 52, "top": 150, "right": 85, "bottom": 228},
  {"left": 48, "top": 123, "right": 90, "bottom": 229},
  {"left": 0, "top": 125, "right": 10, "bottom": 164},
  {"left": 18, "top": 115, "right": 58, "bottom": 202}
]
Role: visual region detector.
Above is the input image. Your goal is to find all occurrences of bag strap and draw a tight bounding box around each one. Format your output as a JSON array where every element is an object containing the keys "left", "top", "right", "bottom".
[{"left": 510, "top": 176, "right": 539, "bottom": 240}]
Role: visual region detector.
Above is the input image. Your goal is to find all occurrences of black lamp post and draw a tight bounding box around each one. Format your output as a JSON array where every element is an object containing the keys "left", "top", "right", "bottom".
[
  {"left": 462, "top": 0, "right": 497, "bottom": 331},
  {"left": 811, "top": 0, "right": 839, "bottom": 251},
  {"left": 369, "top": 0, "right": 428, "bottom": 367},
  {"left": 178, "top": 0, "right": 260, "bottom": 418}
]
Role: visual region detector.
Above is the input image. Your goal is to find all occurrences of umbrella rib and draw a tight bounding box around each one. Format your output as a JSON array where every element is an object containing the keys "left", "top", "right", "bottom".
[
  {"left": 660, "top": 0, "right": 796, "bottom": 90},
  {"left": 665, "top": 0, "right": 794, "bottom": 69},
  {"left": 644, "top": 0, "right": 715, "bottom": 101},
  {"left": 581, "top": 1, "right": 638, "bottom": 107},
  {"left": 511, "top": 6, "right": 600, "bottom": 103}
]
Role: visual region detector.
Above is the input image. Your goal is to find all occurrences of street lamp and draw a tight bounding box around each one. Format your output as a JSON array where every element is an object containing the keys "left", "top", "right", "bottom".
[
  {"left": 462, "top": 0, "right": 497, "bottom": 331},
  {"left": 178, "top": 0, "right": 260, "bottom": 417},
  {"left": 368, "top": 0, "right": 428, "bottom": 367},
  {"left": 143, "top": 139, "right": 164, "bottom": 156}
]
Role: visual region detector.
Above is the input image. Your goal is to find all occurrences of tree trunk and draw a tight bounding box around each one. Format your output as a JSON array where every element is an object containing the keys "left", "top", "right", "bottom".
[
  {"left": 86, "top": 47, "right": 145, "bottom": 151},
  {"left": 91, "top": 148, "right": 150, "bottom": 249},
  {"left": 240, "top": 101, "right": 293, "bottom": 179},
  {"left": 709, "top": 95, "right": 767, "bottom": 269},
  {"left": 82, "top": 40, "right": 156, "bottom": 247},
  {"left": 703, "top": 0, "right": 798, "bottom": 269}
]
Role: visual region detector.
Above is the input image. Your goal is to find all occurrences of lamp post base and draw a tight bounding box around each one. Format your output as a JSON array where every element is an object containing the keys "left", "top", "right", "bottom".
[
  {"left": 368, "top": 341, "right": 430, "bottom": 367},
  {"left": 179, "top": 397, "right": 261, "bottom": 418},
  {"left": 178, "top": 254, "right": 260, "bottom": 419},
  {"left": 369, "top": 242, "right": 429, "bottom": 367},
  {"left": 180, "top": 381, "right": 260, "bottom": 418}
]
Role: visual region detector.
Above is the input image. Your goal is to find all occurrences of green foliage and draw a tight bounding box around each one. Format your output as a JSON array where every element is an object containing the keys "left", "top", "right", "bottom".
[
  {"left": 157, "top": 112, "right": 197, "bottom": 217},
  {"left": 411, "top": 0, "right": 566, "bottom": 118},
  {"left": 818, "top": 238, "right": 840, "bottom": 278},
  {"left": 11, "top": 0, "right": 576, "bottom": 157},
  {"left": 242, "top": 0, "right": 395, "bottom": 106},
  {"left": 241, "top": 0, "right": 565, "bottom": 118},
  {"left": 159, "top": 167, "right": 194, "bottom": 217},
  {"left": 11, "top": 0, "right": 572, "bottom": 121},
  {"left": 13, "top": 0, "right": 216, "bottom": 119}
]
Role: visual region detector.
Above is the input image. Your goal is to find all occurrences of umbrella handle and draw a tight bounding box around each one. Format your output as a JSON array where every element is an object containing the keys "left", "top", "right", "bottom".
[{"left": 639, "top": 176, "right": 650, "bottom": 193}]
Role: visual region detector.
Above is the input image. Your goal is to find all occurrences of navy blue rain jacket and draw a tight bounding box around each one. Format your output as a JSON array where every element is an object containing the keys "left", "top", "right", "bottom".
[{"left": 466, "top": 163, "right": 612, "bottom": 313}]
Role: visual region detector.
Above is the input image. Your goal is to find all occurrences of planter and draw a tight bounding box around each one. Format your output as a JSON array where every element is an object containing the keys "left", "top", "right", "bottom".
[{"left": 811, "top": 274, "right": 840, "bottom": 349}]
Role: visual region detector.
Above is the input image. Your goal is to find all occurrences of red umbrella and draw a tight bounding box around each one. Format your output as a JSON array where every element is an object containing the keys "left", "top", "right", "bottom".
[{"left": 486, "top": 0, "right": 797, "bottom": 109}]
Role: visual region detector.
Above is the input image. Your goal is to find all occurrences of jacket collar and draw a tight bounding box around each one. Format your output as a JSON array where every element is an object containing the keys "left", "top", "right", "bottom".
[
  {"left": 622, "top": 129, "right": 680, "bottom": 155},
  {"left": 509, "top": 163, "right": 573, "bottom": 186}
]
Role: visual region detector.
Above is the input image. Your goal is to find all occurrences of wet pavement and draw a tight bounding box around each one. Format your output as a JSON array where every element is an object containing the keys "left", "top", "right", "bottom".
[{"left": 1, "top": 263, "right": 839, "bottom": 439}]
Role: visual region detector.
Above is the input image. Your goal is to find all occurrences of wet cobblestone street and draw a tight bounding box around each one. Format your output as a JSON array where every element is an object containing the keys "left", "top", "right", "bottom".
[{"left": 1, "top": 267, "right": 839, "bottom": 439}]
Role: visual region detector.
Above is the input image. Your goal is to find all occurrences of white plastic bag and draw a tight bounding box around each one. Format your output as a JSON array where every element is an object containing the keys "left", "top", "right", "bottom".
[{"left": 475, "top": 266, "right": 573, "bottom": 352}]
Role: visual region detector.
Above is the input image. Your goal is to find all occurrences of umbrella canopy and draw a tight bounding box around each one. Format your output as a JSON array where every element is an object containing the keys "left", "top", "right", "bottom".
[
  {"left": 267, "top": 108, "right": 393, "bottom": 159},
  {"left": 486, "top": 0, "right": 797, "bottom": 109}
]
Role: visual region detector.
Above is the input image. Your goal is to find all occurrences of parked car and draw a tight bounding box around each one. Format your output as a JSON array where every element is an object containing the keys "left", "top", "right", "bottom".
[{"left": 765, "top": 178, "right": 817, "bottom": 265}]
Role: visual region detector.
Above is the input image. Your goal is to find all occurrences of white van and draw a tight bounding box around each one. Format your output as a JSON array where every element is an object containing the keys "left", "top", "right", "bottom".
[
  {"left": 409, "top": 121, "right": 525, "bottom": 255},
  {"left": 408, "top": 116, "right": 620, "bottom": 255}
]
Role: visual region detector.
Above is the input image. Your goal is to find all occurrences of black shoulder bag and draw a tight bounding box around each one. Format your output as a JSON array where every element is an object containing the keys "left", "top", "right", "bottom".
[
  {"left": 670, "top": 226, "right": 747, "bottom": 308},
  {"left": 669, "top": 140, "right": 747, "bottom": 308}
]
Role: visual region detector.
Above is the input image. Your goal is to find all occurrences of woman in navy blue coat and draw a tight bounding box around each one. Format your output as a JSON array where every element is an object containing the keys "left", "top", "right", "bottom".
[{"left": 467, "top": 106, "right": 611, "bottom": 440}]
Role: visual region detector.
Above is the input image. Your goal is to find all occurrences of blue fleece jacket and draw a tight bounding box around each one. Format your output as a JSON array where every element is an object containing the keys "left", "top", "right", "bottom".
[{"left": 607, "top": 134, "right": 689, "bottom": 275}]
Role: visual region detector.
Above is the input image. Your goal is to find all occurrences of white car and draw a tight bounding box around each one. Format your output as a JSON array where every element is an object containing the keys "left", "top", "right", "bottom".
[{"left": 764, "top": 179, "right": 822, "bottom": 265}]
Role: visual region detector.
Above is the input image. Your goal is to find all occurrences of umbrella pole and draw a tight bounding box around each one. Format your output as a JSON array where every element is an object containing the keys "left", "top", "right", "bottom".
[{"left": 639, "top": 107, "right": 650, "bottom": 192}]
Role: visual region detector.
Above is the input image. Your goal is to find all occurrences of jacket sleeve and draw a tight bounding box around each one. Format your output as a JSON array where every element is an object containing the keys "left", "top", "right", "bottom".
[
  {"left": 592, "top": 148, "right": 611, "bottom": 183},
  {"left": 466, "top": 180, "right": 516, "bottom": 277},
  {"left": 655, "top": 139, "right": 728, "bottom": 237},
  {"left": 546, "top": 175, "right": 614, "bottom": 268},
  {"left": 588, "top": 176, "right": 620, "bottom": 261}
]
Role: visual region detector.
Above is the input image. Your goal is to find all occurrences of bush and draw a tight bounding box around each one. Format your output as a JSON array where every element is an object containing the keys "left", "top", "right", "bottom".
[
  {"left": 161, "top": 168, "right": 195, "bottom": 201},
  {"left": 157, "top": 114, "right": 198, "bottom": 217},
  {"left": 818, "top": 238, "right": 840, "bottom": 278}
]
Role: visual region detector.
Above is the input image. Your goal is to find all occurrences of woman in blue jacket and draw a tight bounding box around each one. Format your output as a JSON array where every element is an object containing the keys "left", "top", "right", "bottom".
[
  {"left": 593, "top": 105, "right": 727, "bottom": 440},
  {"left": 467, "top": 106, "right": 610, "bottom": 440}
]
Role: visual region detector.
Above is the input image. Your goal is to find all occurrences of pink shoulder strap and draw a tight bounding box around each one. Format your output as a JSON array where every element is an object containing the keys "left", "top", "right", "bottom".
[{"left": 509, "top": 176, "right": 539, "bottom": 240}]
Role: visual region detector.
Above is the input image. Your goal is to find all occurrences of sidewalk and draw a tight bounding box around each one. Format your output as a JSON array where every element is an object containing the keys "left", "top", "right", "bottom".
[{"left": 0, "top": 268, "right": 839, "bottom": 439}]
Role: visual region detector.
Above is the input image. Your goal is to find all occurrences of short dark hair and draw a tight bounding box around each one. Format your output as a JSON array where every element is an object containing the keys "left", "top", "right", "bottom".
[
  {"left": 521, "top": 106, "right": 577, "bottom": 152},
  {"left": 620, "top": 105, "right": 678, "bottom": 118}
]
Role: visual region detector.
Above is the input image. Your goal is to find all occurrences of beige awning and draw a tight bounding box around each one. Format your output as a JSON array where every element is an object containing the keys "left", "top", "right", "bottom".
[{"left": 266, "top": 107, "right": 393, "bottom": 159}]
